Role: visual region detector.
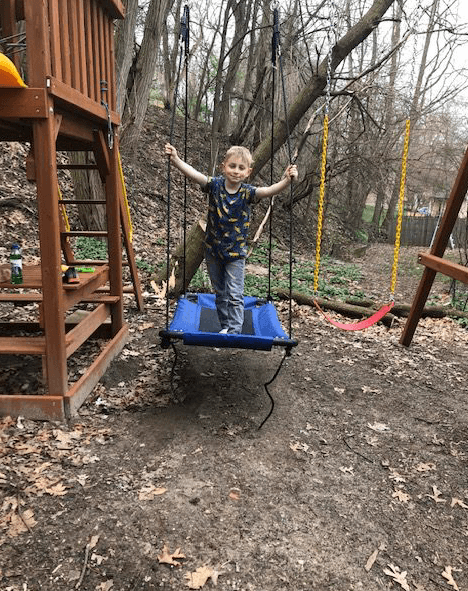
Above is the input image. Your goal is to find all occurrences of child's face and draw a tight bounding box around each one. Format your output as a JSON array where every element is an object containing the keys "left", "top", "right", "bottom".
[{"left": 222, "top": 155, "right": 252, "bottom": 184}]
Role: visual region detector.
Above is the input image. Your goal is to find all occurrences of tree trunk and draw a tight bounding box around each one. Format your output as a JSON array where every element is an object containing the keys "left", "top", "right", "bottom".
[
  {"left": 120, "top": 0, "right": 171, "bottom": 155},
  {"left": 68, "top": 152, "right": 106, "bottom": 232},
  {"left": 152, "top": 219, "right": 207, "bottom": 297},
  {"left": 114, "top": 0, "right": 139, "bottom": 117},
  {"left": 370, "top": 2, "right": 402, "bottom": 235},
  {"left": 162, "top": 0, "right": 182, "bottom": 111}
]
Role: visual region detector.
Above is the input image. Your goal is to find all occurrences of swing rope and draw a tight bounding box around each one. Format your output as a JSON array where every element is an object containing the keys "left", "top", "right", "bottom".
[
  {"left": 182, "top": 7, "right": 190, "bottom": 294},
  {"left": 271, "top": 4, "right": 294, "bottom": 339},
  {"left": 165, "top": 5, "right": 190, "bottom": 330}
]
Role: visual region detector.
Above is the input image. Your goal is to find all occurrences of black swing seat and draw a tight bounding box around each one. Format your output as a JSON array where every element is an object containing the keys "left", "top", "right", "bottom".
[{"left": 160, "top": 293, "right": 298, "bottom": 352}]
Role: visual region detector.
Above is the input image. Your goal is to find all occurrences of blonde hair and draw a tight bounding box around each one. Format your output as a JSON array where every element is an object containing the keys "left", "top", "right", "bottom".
[{"left": 223, "top": 146, "right": 253, "bottom": 168}]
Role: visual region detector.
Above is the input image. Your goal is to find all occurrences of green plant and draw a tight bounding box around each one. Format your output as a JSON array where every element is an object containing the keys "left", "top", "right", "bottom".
[
  {"left": 355, "top": 229, "right": 368, "bottom": 243},
  {"left": 136, "top": 259, "right": 155, "bottom": 272},
  {"left": 190, "top": 268, "right": 210, "bottom": 290},
  {"left": 75, "top": 237, "right": 107, "bottom": 260}
]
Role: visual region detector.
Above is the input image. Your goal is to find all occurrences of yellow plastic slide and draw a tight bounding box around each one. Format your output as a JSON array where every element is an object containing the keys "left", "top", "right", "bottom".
[{"left": 0, "top": 53, "right": 27, "bottom": 87}]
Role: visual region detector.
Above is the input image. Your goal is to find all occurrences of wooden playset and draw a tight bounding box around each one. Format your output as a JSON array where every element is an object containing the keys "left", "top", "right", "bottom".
[
  {"left": 401, "top": 147, "right": 468, "bottom": 346},
  {"left": 0, "top": 0, "right": 143, "bottom": 420}
]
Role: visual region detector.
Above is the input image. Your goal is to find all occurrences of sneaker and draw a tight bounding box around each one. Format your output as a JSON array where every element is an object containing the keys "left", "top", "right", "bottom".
[{"left": 219, "top": 328, "right": 229, "bottom": 334}]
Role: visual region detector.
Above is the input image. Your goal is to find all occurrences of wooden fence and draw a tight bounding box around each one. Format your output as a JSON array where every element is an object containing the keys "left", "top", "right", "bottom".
[{"left": 388, "top": 216, "right": 468, "bottom": 247}]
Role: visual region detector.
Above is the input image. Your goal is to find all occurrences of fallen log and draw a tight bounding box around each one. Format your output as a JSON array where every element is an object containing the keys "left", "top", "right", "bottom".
[{"left": 276, "top": 289, "right": 468, "bottom": 323}]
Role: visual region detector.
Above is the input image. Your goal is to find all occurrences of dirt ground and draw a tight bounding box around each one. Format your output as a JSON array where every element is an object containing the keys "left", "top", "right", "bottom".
[
  {"left": 2, "top": 243, "right": 468, "bottom": 591},
  {"left": 1, "top": 109, "right": 468, "bottom": 591}
]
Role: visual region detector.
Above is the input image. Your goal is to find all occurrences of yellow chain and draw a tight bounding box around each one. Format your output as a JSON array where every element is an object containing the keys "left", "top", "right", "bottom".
[
  {"left": 314, "top": 114, "right": 329, "bottom": 293},
  {"left": 58, "top": 185, "right": 71, "bottom": 232},
  {"left": 118, "top": 151, "right": 133, "bottom": 243},
  {"left": 390, "top": 118, "right": 410, "bottom": 296}
]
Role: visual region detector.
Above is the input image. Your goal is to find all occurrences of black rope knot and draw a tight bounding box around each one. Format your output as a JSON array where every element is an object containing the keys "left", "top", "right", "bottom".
[{"left": 271, "top": 8, "right": 280, "bottom": 65}]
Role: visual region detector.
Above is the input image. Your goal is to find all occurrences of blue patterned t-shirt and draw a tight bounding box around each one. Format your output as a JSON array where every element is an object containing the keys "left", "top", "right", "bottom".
[{"left": 203, "top": 176, "right": 257, "bottom": 260}]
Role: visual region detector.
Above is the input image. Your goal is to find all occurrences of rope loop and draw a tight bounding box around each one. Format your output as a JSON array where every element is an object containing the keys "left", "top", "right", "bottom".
[{"left": 180, "top": 5, "right": 190, "bottom": 56}]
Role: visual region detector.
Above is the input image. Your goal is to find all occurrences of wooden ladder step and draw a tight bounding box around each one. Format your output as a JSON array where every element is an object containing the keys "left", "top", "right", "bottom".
[
  {"left": 68, "top": 259, "right": 129, "bottom": 267},
  {"left": 57, "top": 164, "right": 98, "bottom": 170},
  {"left": 62, "top": 231, "right": 108, "bottom": 237},
  {"left": 96, "top": 285, "right": 134, "bottom": 294},
  {"left": 0, "top": 336, "right": 46, "bottom": 355},
  {"left": 59, "top": 199, "right": 107, "bottom": 205},
  {"left": 82, "top": 295, "right": 120, "bottom": 304},
  {"left": 0, "top": 293, "right": 43, "bottom": 302}
]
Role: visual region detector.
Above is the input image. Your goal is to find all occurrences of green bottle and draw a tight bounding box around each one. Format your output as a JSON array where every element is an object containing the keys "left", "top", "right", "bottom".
[{"left": 10, "top": 243, "right": 23, "bottom": 284}]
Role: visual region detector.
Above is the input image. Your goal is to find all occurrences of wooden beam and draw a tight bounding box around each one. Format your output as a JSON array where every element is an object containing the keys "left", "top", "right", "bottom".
[
  {"left": 61, "top": 266, "right": 109, "bottom": 308},
  {"left": 48, "top": 77, "right": 120, "bottom": 126},
  {"left": 0, "top": 336, "right": 46, "bottom": 354},
  {"left": 24, "top": 0, "right": 52, "bottom": 86},
  {"left": 118, "top": 166, "right": 144, "bottom": 311},
  {"left": 57, "top": 113, "right": 95, "bottom": 144},
  {"left": 401, "top": 145, "right": 468, "bottom": 346},
  {"left": 59, "top": 199, "right": 106, "bottom": 204},
  {"left": 57, "top": 164, "right": 99, "bottom": 171},
  {"left": 33, "top": 112, "right": 68, "bottom": 395},
  {"left": 0, "top": 89, "right": 48, "bottom": 118},
  {"left": 0, "top": 294, "right": 43, "bottom": 302},
  {"left": 419, "top": 253, "right": 468, "bottom": 284},
  {"left": 62, "top": 231, "right": 108, "bottom": 237},
  {"left": 64, "top": 324, "right": 129, "bottom": 417},
  {"left": 0, "top": 395, "right": 65, "bottom": 421},
  {"left": 93, "top": 129, "right": 111, "bottom": 180},
  {"left": 65, "top": 303, "right": 110, "bottom": 357},
  {"left": 47, "top": 0, "right": 62, "bottom": 80}
]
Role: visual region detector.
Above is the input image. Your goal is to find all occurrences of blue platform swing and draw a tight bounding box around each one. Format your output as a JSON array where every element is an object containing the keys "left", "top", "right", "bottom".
[{"left": 159, "top": 6, "right": 298, "bottom": 426}]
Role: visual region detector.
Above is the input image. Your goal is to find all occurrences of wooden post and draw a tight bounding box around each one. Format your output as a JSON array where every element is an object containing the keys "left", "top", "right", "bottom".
[
  {"left": 400, "top": 146, "right": 468, "bottom": 346},
  {"left": 25, "top": 1, "right": 68, "bottom": 394}
]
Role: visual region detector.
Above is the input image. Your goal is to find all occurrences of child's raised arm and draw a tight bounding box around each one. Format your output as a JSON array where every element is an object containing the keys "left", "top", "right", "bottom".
[
  {"left": 164, "top": 143, "right": 208, "bottom": 187},
  {"left": 256, "top": 164, "right": 298, "bottom": 199}
]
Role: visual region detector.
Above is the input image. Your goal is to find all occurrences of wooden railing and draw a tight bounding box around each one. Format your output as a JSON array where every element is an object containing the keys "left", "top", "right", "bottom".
[{"left": 1, "top": 0, "right": 124, "bottom": 116}]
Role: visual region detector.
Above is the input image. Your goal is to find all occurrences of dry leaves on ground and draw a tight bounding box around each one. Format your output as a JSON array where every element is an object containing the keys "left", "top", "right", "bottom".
[
  {"left": 184, "top": 565, "right": 219, "bottom": 589},
  {"left": 383, "top": 563, "right": 411, "bottom": 591},
  {"left": 157, "top": 544, "right": 186, "bottom": 567},
  {"left": 442, "top": 566, "right": 460, "bottom": 591}
]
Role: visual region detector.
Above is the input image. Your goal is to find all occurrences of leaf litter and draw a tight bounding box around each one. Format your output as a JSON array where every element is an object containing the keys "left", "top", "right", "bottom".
[{"left": 1, "top": 121, "right": 468, "bottom": 590}]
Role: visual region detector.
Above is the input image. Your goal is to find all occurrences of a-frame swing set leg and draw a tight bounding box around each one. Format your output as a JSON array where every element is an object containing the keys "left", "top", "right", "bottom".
[{"left": 400, "top": 145, "right": 468, "bottom": 346}]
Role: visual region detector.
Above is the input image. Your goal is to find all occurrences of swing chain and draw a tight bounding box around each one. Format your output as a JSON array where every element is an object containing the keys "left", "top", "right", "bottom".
[
  {"left": 324, "top": 0, "right": 338, "bottom": 116},
  {"left": 314, "top": 0, "right": 337, "bottom": 293},
  {"left": 390, "top": 118, "right": 411, "bottom": 297}
]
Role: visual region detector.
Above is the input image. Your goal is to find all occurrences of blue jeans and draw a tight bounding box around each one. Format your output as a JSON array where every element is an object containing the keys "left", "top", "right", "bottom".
[{"left": 205, "top": 251, "right": 245, "bottom": 333}]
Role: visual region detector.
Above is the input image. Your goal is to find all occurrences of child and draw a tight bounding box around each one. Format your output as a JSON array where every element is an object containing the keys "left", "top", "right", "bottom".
[{"left": 165, "top": 143, "right": 298, "bottom": 334}]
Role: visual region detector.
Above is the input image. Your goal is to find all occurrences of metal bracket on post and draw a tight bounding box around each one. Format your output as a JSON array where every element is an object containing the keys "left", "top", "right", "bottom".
[{"left": 100, "top": 79, "right": 114, "bottom": 150}]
